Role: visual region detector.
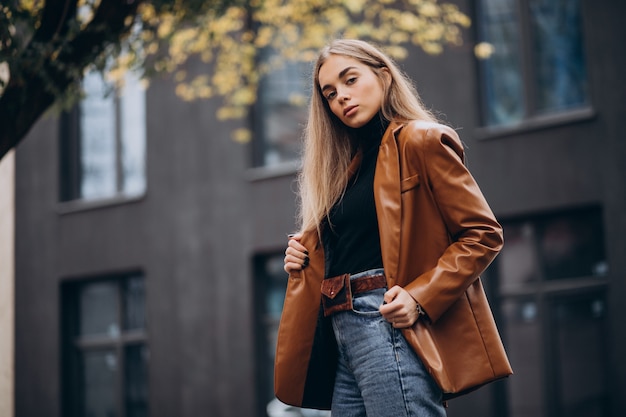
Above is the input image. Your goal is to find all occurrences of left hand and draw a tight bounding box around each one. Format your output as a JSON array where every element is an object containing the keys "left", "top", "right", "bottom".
[{"left": 379, "top": 285, "right": 420, "bottom": 328}]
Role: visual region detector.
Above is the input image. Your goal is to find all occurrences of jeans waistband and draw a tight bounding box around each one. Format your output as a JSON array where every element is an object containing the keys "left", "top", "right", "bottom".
[{"left": 349, "top": 268, "right": 385, "bottom": 281}]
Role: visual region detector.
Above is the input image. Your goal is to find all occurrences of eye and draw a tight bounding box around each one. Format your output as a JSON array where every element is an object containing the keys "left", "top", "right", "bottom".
[
  {"left": 346, "top": 77, "right": 357, "bottom": 85},
  {"left": 325, "top": 91, "right": 337, "bottom": 100}
]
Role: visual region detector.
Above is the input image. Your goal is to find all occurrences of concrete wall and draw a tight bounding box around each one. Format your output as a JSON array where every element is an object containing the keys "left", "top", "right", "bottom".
[{"left": 0, "top": 149, "right": 15, "bottom": 417}]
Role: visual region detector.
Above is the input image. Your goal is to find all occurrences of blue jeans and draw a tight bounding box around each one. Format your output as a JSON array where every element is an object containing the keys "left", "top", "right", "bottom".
[{"left": 330, "top": 269, "right": 446, "bottom": 417}]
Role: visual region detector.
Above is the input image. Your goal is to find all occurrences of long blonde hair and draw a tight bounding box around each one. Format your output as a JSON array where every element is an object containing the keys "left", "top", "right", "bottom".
[{"left": 298, "top": 39, "right": 438, "bottom": 233}]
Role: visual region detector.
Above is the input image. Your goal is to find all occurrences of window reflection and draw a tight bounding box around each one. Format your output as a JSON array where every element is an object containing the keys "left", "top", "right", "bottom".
[
  {"left": 123, "top": 276, "right": 146, "bottom": 331},
  {"left": 80, "top": 72, "right": 117, "bottom": 199},
  {"left": 125, "top": 344, "right": 149, "bottom": 417},
  {"left": 491, "top": 207, "right": 609, "bottom": 417},
  {"left": 477, "top": 0, "right": 524, "bottom": 126},
  {"left": 530, "top": 0, "right": 588, "bottom": 113},
  {"left": 255, "top": 53, "right": 308, "bottom": 167},
  {"left": 80, "top": 281, "right": 119, "bottom": 337},
  {"left": 64, "top": 274, "right": 148, "bottom": 417},
  {"left": 255, "top": 254, "right": 284, "bottom": 405},
  {"left": 477, "top": 0, "right": 589, "bottom": 127},
  {"left": 83, "top": 349, "right": 118, "bottom": 417},
  {"left": 550, "top": 294, "right": 609, "bottom": 416},
  {"left": 498, "top": 222, "right": 540, "bottom": 290},
  {"left": 498, "top": 207, "right": 606, "bottom": 286},
  {"left": 120, "top": 71, "right": 147, "bottom": 196},
  {"left": 502, "top": 298, "right": 544, "bottom": 417},
  {"left": 255, "top": 252, "right": 331, "bottom": 417},
  {"left": 262, "top": 254, "right": 287, "bottom": 386},
  {"left": 537, "top": 211, "right": 606, "bottom": 280},
  {"left": 63, "top": 70, "right": 147, "bottom": 202}
]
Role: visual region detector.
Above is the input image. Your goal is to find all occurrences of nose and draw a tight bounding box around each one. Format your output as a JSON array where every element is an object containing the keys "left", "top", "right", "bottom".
[{"left": 337, "top": 87, "right": 350, "bottom": 102}]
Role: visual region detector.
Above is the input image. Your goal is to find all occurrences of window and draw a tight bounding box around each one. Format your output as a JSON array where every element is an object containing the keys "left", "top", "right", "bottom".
[
  {"left": 252, "top": 253, "right": 330, "bottom": 417},
  {"left": 486, "top": 207, "right": 609, "bottom": 417},
  {"left": 252, "top": 51, "right": 309, "bottom": 168},
  {"left": 253, "top": 253, "right": 287, "bottom": 414},
  {"left": 476, "top": 0, "right": 589, "bottom": 127},
  {"left": 62, "top": 273, "right": 149, "bottom": 417},
  {"left": 60, "top": 70, "right": 147, "bottom": 202}
]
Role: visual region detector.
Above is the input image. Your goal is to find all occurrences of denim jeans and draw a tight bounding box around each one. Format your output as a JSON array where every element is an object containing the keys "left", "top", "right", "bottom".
[{"left": 330, "top": 269, "right": 446, "bottom": 417}]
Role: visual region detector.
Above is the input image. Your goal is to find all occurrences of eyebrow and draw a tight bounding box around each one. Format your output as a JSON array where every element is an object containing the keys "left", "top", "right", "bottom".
[{"left": 320, "top": 66, "right": 357, "bottom": 92}]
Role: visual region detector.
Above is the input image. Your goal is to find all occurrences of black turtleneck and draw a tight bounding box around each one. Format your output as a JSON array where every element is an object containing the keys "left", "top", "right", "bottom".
[{"left": 322, "top": 115, "right": 389, "bottom": 278}]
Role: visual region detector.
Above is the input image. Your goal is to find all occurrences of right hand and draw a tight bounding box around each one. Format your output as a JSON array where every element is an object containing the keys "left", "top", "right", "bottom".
[{"left": 284, "top": 233, "right": 310, "bottom": 274}]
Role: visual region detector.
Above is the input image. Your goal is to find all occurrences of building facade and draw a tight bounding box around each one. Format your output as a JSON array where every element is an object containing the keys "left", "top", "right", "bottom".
[{"left": 12, "top": 1, "right": 626, "bottom": 416}]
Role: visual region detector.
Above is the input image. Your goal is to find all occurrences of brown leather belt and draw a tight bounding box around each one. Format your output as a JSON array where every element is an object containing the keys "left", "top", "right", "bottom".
[
  {"left": 350, "top": 273, "right": 387, "bottom": 295},
  {"left": 320, "top": 272, "right": 387, "bottom": 316}
]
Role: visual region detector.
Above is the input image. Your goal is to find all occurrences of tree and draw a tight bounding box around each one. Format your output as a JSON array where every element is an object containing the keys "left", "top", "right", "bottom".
[{"left": 0, "top": 0, "right": 470, "bottom": 160}]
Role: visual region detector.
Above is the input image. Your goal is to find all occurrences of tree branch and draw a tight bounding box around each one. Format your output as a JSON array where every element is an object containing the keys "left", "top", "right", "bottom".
[
  {"left": 0, "top": 0, "right": 143, "bottom": 160},
  {"left": 33, "top": 0, "right": 77, "bottom": 42}
]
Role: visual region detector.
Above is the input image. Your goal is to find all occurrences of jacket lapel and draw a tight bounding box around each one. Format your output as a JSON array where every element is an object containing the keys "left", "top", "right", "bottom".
[{"left": 374, "top": 122, "right": 404, "bottom": 285}]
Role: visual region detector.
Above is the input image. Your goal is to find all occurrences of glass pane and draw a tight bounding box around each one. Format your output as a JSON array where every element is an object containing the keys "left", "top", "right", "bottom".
[
  {"left": 478, "top": 0, "right": 524, "bottom": 126},
  {"left": 83, "top": 349, "right": 118, "bottom": 417},
  {"left": 123, "top": 275, "right": 146, "bottom": 331},
  {"left": 265, "top": 255, "right": 288, "bottom": 318},
  {"left": 80, "top": 72, "right": 117, "bottom": 199},
  {"left": 550, "top": 294, "right": 609, "bottom": 416},
  {"left": 120, "top": 70, "right": 147, "bottom": 196},
  {"left": 264, "top": 254, "right": 289, "bottom": 375},
  {"left": 80, "top": 281, "right": 119, "bottom": 337},
  {"left": 530, "top": 0, "right": 588, "bottom": 113},
  {"left": 498, "top": 221, "right": 540, "bottom": 290},
  {"left": 502, "top": 298, "right": 544, "bottom": 417},
  {"left": 253, "top": 253, "right": 290, "bottom": 406},
  {"left": 125, "top": 344, "right": 149, "bottom": 417},
  {"left": 537, "top": 209, "right": 606, "bottom": 280},
  {"left": 256, "top": 54, "right": 308, "bottom": 166}
]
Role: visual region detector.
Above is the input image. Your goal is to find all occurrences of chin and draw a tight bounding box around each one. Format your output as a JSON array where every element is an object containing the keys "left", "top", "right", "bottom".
[{"left": 344, "top": 119, "right": 367, "bottom": 129}]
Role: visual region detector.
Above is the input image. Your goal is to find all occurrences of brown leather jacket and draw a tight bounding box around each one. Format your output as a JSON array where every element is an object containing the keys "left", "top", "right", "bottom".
[{"left": 274, "top": 120, "right": 504, "bottom": 408}]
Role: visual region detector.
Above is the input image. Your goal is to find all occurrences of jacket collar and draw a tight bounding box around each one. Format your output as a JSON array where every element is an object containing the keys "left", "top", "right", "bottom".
[{"left": 373, "top": 121, "right": 405, "bottom": 284}]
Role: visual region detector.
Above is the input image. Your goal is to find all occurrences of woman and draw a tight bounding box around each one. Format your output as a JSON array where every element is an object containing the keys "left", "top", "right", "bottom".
[{"left": 275, "top": 39, "right": 506, "bottom": 416}]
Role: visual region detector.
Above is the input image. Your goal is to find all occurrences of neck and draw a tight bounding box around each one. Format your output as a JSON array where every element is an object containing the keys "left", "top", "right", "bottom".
[{"left": 349, "top": 114, "right": 389, "bottom": 151}]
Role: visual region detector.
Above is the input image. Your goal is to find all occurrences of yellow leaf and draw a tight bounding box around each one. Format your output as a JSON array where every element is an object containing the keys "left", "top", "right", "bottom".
[
  {"left": 419, "top": 2, "right": 441, "bottom": 18},
  {"left": 474, "top": 42, "right": 495, "bottom": 60},
  {"left": 344, "top": 0, "right": 366, "bottom": 14},
  {"left": 232, "top": 128, "right": 252, "bottom": 144}
]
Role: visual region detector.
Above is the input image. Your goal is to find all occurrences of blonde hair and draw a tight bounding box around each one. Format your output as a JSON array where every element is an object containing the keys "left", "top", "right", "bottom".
[{"left": 298, "top": 39, "right": 438, "bottom": 233}]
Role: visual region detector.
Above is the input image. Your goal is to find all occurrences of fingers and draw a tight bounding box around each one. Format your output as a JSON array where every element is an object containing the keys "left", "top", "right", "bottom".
[
  {"left": 287, "top": 235, "right": 308, "bottom": 254},
  {"left": 283, "top": 233, "right": 309, "bottom": 273},
  {"left": 287, "top": 232, "right": 303, "bottom": 241},
  {"left": 379, "top": 286, "right": 419, "bottom": 328},
  {"left": 382, "top": 285, "right": 402, "bottom": 304}
]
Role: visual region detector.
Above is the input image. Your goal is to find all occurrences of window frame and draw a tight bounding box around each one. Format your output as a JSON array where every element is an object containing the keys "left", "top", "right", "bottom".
[
  {"left": 485, "top": 206, "right": 610, "bottom": 417},
  {"left": 58, "top": 72, "right": 147, "bottom": 209},
  {"left": 249, "top": 49, "right": 309, "bottom": 170},
  {"left": 252, "top": 252, "right": 285, "bottom": 416},
  {"left": 61, "top": 271, "right": 149, "bottom": 417},
  {"left": 473, "top": 0, "right": 594, "bottom": 139}
]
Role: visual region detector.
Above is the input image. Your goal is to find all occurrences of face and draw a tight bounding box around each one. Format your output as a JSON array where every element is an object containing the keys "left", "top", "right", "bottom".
[{"left": 318, "top": 55, "right": 388, "bottom": 129}]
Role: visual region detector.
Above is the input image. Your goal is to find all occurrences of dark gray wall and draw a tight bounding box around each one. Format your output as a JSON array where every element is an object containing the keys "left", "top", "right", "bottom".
[
  {"left": 15, "top": 71, "right": 262, "bottom": 416},
  {"left": 586, "top": 2, "right": 626, "bottom": 415}
]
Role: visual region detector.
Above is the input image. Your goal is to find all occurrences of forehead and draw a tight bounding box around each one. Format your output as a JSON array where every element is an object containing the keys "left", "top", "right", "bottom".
[{"left": 318, "top": 55, "right": 368, "bottom": 86}]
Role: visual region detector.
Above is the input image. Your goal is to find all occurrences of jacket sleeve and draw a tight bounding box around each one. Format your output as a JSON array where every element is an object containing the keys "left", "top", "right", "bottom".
[{"left": 403, "top": 124, "right": 504, "bottom": 322}]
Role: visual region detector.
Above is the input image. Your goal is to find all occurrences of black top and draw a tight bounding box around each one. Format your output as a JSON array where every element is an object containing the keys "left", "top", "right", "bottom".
[{"left": 322, "top": 115, "right": 389, "bottom": 278}]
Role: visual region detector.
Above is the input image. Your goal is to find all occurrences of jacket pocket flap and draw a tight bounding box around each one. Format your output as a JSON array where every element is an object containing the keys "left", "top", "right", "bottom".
[
  {"left": 320, "top": 274, "right": 348, "bottom": 299},
  {"left": 401, "top": 173, "right": 421, "bottom": 192}
]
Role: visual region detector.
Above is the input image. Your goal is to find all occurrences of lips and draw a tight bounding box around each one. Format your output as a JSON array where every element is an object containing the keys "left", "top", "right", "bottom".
[{"left": 343, "top": 105, "right": 358, "bottom": 117}]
